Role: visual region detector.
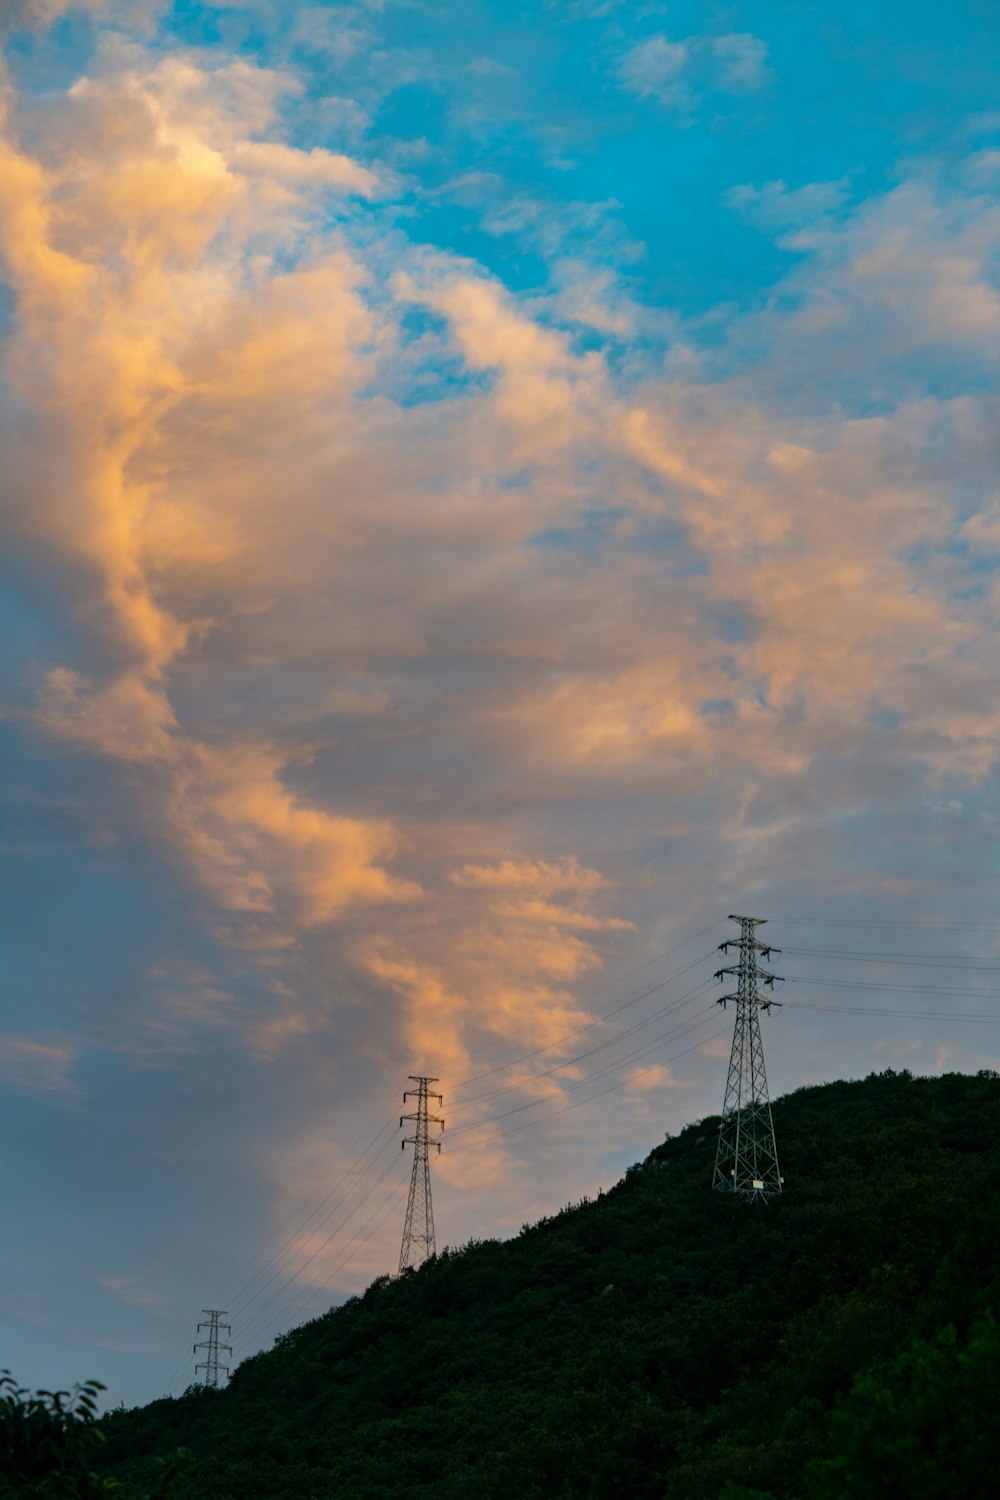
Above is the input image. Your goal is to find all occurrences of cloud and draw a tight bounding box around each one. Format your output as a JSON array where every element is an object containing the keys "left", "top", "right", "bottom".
[
  {"left": 0, "top": 1036, "right": 76, "bottom": 1092},
  {"left": 97, "top": 1276, "right": 163, "bottom": 1310},
  {"left": 618, "top": 36, "right": 691, "bottom": 108},
  {"left": 449, "top": 859, "right": 606, "bottom": 893},
  {"left": 3, "top": 1, "right": 166, "bottom": 37},
  {"left": 716, "top": 174, "right": 1000, "bottom": 394},
  {"left": 3, "top": 19, "right": 1000, "bottom": 1340},
  {"left": 548, "top": 259, "right": 639, "bottom": 337},
  {"left": 5, "top": 0, "right": 1000, "bottom": 1421},
  {"left": 725, "top": 178, "right": 852, "bottom": 233},
  {"left": 626, "top": 1063, "right": 682, "bottom": 1092},
  {"left": 230, "top": 141, "right": 379, "bottom": 196},
  {"left": 395, "top": 267, "right": 606, "bottom": 455},
  {"left": 961, "top": 502, "right": 1000, "bottom": 551},
  {"left": 32, "top": 672, "right": 419, "bottom": 928},
  {"left": 7, "top": 0, "right": 107, "bottom": 23},
  {"left": 618, "top": 31, "right": 772, "bottom": 110},
  {"left": 0, "top": 47, "right": 416, "bottom": 967},
  {"left": 711, "top": 34, "right": 772, "bottom": 94},
  {"left": 6, "top": 40, "right": 1000, "bottom": 1092}
]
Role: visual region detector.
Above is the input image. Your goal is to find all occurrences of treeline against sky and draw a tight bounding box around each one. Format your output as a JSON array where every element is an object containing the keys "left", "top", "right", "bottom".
[{"left": 97, "top": 1070, "right": 1000, "bottom": 1499}]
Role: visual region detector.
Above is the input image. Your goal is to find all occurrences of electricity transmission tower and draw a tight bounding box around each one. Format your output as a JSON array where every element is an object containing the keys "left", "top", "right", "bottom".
[
  {"left": 398, "top": 1075, "right": 444, "bottom": 1273},
  {"left": 713, "top": 915, "right": 784, "bottom": 1203},
  {"left": 194, "top": 1309, "right": 232, "bottom": 1388}
]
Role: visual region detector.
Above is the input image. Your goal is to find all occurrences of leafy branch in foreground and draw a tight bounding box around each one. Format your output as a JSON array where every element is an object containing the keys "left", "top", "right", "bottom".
[
  {"left": 0, "top": 1372, "right": 111, "bottom": 1499},
  {"left": 0, "top": 1374, "right": 182, "bottom": 1500}
]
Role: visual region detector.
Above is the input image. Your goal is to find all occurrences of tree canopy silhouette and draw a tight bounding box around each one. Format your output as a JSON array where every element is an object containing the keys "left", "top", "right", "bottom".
[{"left": 97, "top": 1069, "right": 1000, "bottom": 1499}]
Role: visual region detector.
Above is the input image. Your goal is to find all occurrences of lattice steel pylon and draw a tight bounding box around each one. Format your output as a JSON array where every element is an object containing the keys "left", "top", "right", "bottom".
[
  {"left": 194, "top": 1309, "right": 231, "bottom": 1389},
  {"left": 398, "top": 1075, "right": 444, "bottom": 1273},
  {"left": 712, "top": 915, "right": 784, "bottom": 1203}
]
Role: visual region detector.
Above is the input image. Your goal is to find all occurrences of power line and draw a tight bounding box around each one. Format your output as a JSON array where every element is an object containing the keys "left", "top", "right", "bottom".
[
  {"left": 161, "top": 1344, "right": 196, "bottom": 1401},
  {"left": 783, "top": 999, "right": 1000, "bottom": 1025},
  {"left": 228, "top": 980, "right": 722, "bottom": 1349},
  {"left": 226, "top": 1131, "right": 401, "bottom": 1330},
  {"left": 231, "top": 1152, "right": 408, "bottom": 1346},
  {"left": 777, "top": 917, "right": 1000, "bottom": 930},
  {"left": 179, "top": 912, "right": 809, "bottom": 1374},
  {"left": 447, "top": 1009, "right": 724, "bottom": 1147},
  {"left": 211, "top": 923, "right": 724, "bottom": 1331},
  {"left": 446, "top": 1024, "right": 732, "bottom": 1156},
  {"left": 224, "top": 1118, "right": 401, "bottom": 1319},
  {"left": 456, "top": 976, "right": 716, "bottom": 1108},
  {"left": 165, "top": 922, "right": 726, "bottom": 1381},
  {"left": 451, "top": 948, "right": 719, "bottom": 1095},
  {"left": 154, "top": 917, "right": 741, "bottom": 1382},
  {"left": 162, "top": 908, "right": 1000, "bottom": 1391},
  {"left": 446, "top": 1005, "right": 719, "bottom": 1142},
  {"left": 450, "top": 918, "right": 726, "bottom": 1076},
  {"left": 532, "top": 1006, "right": 721, "bottom": 1100},
  {"left": 787, "top": 974, "right": 1000, "bottom": 999},
  {"left": 785, "top": 946, "right": 1000, "bottom": 970},
  {"left": 158, "top": 1126, "right": 409, "bottom": 1394},
  {"left": 242, "top": 1175, "right": 410, "bottom": 1355},
  {"left": 233, "top": 1165, "right": 408, "bottom": 1357}
]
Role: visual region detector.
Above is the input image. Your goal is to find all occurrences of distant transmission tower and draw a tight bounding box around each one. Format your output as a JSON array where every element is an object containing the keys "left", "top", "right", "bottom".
[
  {"left": 399, "top": 1075, "right": 444, "bottom": 1273},
  {"left": 713, "top": 915, "right": 784, "bottom": 1202},
  {"left": 194, "top": 1309, "right": 231, "bottom": 1388}
]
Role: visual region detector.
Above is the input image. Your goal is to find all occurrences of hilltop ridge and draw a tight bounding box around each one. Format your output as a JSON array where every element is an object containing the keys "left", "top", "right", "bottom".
[{"left": 100, "top": 1070, "right": 1000, "bottom": 1499}]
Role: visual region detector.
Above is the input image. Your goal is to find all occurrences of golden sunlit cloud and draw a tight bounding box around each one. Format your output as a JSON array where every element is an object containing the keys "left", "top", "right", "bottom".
[{"left": 3, "top": 22, "right": 1000, "bottom": 1232}]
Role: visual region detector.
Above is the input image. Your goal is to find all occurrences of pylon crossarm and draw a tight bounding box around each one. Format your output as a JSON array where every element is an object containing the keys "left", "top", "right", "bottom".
[
  {"left": 719, "top": 937, "right": 779, "bottom": 954},
  {"left": 715, "top": 963, "right": 780, "bottom": 985}
]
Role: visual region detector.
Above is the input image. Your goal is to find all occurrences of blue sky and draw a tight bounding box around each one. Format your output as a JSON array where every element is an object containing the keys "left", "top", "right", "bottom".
[
  {"left": 2, "top": 0, "right": 1000, "bottom": 1407},
  {"left": 15, "top": 1, "right": 1000, "bottom": 331}
]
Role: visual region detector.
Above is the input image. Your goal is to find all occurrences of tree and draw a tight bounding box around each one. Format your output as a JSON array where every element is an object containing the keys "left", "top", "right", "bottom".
[
  {"left": 0, "top": 1374, "right": 181, "bottom": 1500},
  {"left": 807, "top": 1315, "right": 1000, "bottom": 1499},
  {"left": 0, "top": 1371, "right": 113, "bottom": 1498}
]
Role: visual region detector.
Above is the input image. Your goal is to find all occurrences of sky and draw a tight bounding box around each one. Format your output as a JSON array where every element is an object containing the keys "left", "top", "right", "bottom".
[{"left": 2, "top": 0, "right": 1000, "bottom": 1408}]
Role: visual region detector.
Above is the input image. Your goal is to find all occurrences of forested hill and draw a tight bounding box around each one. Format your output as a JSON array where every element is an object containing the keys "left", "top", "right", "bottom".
[{"left": 101, "top": 1070, "right": 1000, "bottom": 1499}]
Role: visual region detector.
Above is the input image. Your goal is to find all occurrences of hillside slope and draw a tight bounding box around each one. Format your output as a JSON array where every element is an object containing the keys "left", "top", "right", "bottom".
[{"left": 100, "top": 1070, "right": 1000, "bottom": 1499}]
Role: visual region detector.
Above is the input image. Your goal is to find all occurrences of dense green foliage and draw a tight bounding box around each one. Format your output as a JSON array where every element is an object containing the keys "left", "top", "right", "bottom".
[
  {"left": 0, "top": 1374, "right": 111, "bottom": 1498},
  {"left": 0, "top": 1375, "right": 180, "bottom": 1500},
  {"left": 807, "top": 1312, "right": 1000, "bottom": 1499},
  {"left": 99, "top": 1071, "right": 1000, "bottom": 1498}
]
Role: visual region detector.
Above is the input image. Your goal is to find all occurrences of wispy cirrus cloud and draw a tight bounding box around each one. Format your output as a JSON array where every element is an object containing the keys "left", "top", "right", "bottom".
[{"left": 0, "top": 1035, "right": 76, "bottom": 1092}]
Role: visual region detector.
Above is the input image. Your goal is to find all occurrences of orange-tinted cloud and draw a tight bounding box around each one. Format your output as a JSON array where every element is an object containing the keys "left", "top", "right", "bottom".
[
  {"left": 4, "top": 29, "right": 1000, "bottom": 1216},
  {"left": 1, "top": 50, "right": 414, "bottom": 966}
]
